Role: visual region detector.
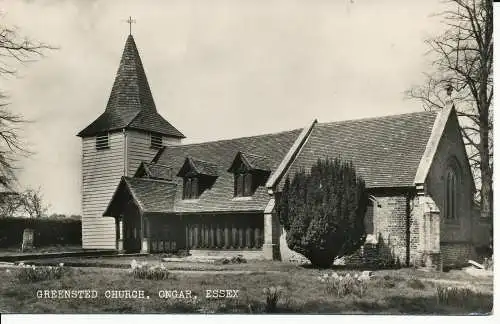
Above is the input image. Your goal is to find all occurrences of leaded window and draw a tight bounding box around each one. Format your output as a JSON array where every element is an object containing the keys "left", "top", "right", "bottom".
[
  {"left": 234, "top": 171, "right": 253, "bottom": 197},
  {"left": 183, "top": 177, "right": 200, "bottom": 199},
  {"left": 445, "top": 167, "right": 458, "bottom": 220}
]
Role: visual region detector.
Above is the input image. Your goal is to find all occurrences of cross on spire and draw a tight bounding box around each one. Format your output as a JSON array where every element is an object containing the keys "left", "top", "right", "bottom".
[{"left": 126, "top": 16, "right": 136, "bottom": 35}]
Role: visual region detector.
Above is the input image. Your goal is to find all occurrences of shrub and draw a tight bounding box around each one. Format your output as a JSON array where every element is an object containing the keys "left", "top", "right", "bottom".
[
  {"left": 130, "top": 259, "right": 172, "bottom": 280},
  {"left": 277, "top": 158, "right": 368, "bottom": 268},
  {"left": 319, "top": 272, "right": 369, "bottom": 297},
  {"left": 16, "top": 262, "right": 68, "bottom": 283},
  {"left": 263, "top": 286, "right": 284, "bottom": 313}
]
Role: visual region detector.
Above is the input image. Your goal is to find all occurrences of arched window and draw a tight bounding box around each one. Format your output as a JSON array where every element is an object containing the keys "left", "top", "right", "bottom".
[{"left": 444, "top": 165, "right": 459, "bottom": 220}]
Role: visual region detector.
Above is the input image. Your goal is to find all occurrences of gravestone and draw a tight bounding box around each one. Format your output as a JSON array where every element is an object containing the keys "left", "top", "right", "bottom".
[{"left": 21, "top": 228, "right": 35, "bottom": 252}]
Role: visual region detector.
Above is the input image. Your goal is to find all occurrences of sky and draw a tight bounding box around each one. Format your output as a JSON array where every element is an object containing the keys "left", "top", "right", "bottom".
[{"left": 0, "top": 0, "right": 447, "bottom": 215}]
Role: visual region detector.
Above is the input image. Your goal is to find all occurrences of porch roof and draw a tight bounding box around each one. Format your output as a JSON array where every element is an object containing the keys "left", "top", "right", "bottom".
[{"left": 104, "top": 177, "right": 177, "bottom": 215}]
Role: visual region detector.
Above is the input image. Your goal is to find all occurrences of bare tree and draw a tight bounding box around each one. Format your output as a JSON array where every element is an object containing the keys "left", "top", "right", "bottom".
[
  {"left": 0, "top": 17, "right": 55, "bottom": 188},
  {"left": 0, "top": 191, "right": 23, "bottom": 217},
  {"left": 406, "top": 0, "right": 493, "bottom": 218},
  {"left": 20, "top": 187, "right": 49, "bottom": 218}
]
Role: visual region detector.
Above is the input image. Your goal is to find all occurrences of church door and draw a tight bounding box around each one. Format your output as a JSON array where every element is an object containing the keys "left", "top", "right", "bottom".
[{"left": 123, "top": 201, "right": 142, "bottom": 253}]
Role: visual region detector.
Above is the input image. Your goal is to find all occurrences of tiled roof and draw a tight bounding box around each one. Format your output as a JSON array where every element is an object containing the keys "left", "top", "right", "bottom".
[
  {"left": 154, "top": 129, "right": 303, "bottom": 213},
  {"left": 283, "top": 111, "right": 439, "bottom": 188},
  {"left": 135, "top": 162, "right": 173, "bottom": 180},
  {"left": 228, "top": 152, "right": 272, "bottom": 172},
  {"left": 123, "top": 177, "right": 177, "bottom": 213},
  {"left": 105, "top": 110, "right": 442, "bottom": 216},
  {"left": 243, "top": 153, "right": 272, "bottom": 171},
  {"left": 189, "top": 157, "right": 219, "bottom": 177},
  {"left": 77, "top": 35, "right": 184, "bottom": 138}
]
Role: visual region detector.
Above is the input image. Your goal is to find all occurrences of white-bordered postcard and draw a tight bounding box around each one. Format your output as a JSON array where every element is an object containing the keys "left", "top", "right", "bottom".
[{"left": 0, "top": 0, "right": 495, "bottom": 322}]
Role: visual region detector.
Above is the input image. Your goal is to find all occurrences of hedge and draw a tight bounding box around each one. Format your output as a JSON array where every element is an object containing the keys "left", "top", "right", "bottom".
[{"left": 0, "top": 217, "right": 81, "bottom": 248}]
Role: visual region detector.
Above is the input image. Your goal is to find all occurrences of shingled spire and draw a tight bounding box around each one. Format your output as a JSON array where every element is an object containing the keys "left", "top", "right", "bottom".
[{"left": 77, "top": 35, "right": 185, "bottom": 138}]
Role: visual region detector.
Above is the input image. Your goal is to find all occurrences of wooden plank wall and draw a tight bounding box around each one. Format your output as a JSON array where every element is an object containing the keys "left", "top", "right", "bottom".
[
  {"left": 126, "top": 130, "right": 181, "bottom": 176},
  {"left": 185, "top": 214, "right": 264, "bottom": 250},
  {"left": 82, "top": 130, "right": 182, "bottom": 249},
  {"left": 81, "top": 132, "right": 124, "bottom": 249}
]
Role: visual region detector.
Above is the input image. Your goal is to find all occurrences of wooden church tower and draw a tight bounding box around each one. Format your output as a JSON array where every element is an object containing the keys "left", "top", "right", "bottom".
[{"left": 77, "top": 34, "right": 185, "bottom": 249}]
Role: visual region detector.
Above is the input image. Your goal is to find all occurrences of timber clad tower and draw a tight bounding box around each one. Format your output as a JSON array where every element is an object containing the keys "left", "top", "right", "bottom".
[{"left": 77, "top": 35, "right": 185, "bottom": 249}]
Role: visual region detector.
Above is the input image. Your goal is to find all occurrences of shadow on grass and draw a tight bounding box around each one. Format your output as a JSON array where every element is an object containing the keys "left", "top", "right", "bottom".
[
  {"left": 211, "top": 300, "right": 345, "bottom": 314},
  {"left": 354, "top": 294, "right": 493, "bottom": 315},
  {"left": 299, "top": 263, "right": 401, "bottom": 272}
]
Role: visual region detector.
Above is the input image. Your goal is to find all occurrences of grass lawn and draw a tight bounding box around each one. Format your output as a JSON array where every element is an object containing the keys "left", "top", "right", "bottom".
[
  {"left": 21, "top": 255, "right": 300, "bottom": 272},
  {"left": 0, "top": 245, "right": 85, "bottom": 256},
  {"left": 0, "top": 260, "right": 493, "bottom": 314}
]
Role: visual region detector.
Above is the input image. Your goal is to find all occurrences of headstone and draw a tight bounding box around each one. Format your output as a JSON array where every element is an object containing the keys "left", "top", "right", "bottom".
[
  {"left": 361, "top": 270, "right": 373, "bottom": 277},
  {"left": 21, "top": 228, "right": 35, "bottom": 252}
]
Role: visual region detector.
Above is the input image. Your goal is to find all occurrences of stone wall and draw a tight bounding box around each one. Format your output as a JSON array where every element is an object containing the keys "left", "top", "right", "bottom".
[
  {"left": 410, "top": 195, "right": 442, "bottom": 269},
  {"left": 369, "top": 196, "right": 408, "bottom": 266},
  {"left": 264, "top": 199, "right": 281, "bottom": 260},
  {"left": 440, "top": 243, "right": 472, "bottom": 268},
  {"left": 471, "top": 206, "right": 492, "bottom": 251},
  {"left": 276, "top": 190, "right": 473, "bottom": 269}
]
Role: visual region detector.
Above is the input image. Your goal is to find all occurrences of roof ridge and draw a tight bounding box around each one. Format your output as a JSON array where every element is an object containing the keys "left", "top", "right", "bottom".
[
  {"left": 317, "top": 110, "right": 437, "bottom": 127},
  {"left": 125, "top": 110, "right": 143, "bottom": 128},
  {"left": 167, "top": 128, "right": 302, "bottom": 148},
  {"left": 164, "top": 111, "right": 436, "bottom": 148},
  {"left": 240, "top": 151, "right": 270, "bottom": 159},
  {"left": 188, "top": 156, "right": 218, "bottom": 165},
  {"left": 126, "top": 176, "right": 176, "bottom": 184},
  {"left": 266, "top": 119, "right": 318, "bottom": 190},
  {"left": 148, "top": 162, "right": 172, "bottom": 168}
]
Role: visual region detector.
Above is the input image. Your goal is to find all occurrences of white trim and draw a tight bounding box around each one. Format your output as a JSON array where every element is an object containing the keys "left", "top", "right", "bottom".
[
  {"left": 365, "top": 199, "right": 378, "bottom": 243},
  {"left": 265, "top": 119, "right": 317, "bottom": 191},
  {"left": 264, "top": 198, "right": 275, "bottom": 214},
  {"left": 123, "top": 129, "right": 128, "bottom": 176},
  {"left": 368, "top": 195, "right": 381, "bottom": 208},
  {"left": 231, "top": 196, "right": 252, "bottom": 201},
  {"left": 413, "top": 103, "right": 454, "bottom": 187},
  {"left": 365, "top": 234, "right": 378, "bottom": 244}
]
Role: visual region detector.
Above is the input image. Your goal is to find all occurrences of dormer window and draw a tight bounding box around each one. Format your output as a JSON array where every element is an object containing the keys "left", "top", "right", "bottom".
[
  {"left": 177, "top": 157, "right": 218, "bottom": 200},
  {"left": 96, "top": 133, "right": 109, "bottom": 150},
  {"left": 228, "top": 152, "right": 271, "bottom": 197},
  {"left": 150, "top": 133, "right": 163, "bottom": 149}
]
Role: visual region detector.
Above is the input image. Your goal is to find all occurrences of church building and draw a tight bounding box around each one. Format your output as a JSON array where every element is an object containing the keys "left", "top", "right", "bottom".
[{"left": 78, "top": 34, "right": 484, "bottom": 269}]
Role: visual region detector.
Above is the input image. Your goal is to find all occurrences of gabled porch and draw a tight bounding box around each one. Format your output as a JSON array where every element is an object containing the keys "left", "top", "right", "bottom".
[{"left": 103, "top": 176, "right": 271, "bottom": 257}]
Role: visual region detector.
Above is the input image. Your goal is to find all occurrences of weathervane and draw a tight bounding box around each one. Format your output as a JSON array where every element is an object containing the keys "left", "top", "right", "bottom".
[{"left": 125, "top": 16, "right": 136, "bottom": 35}]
